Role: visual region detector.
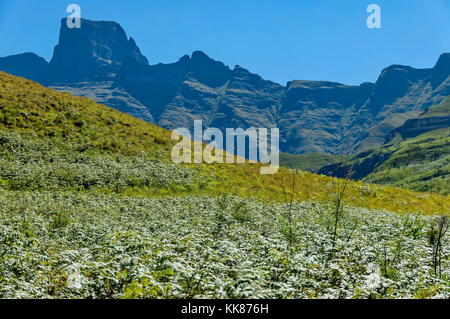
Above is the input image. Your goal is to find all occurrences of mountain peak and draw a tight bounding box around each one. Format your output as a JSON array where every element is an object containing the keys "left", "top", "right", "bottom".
[
  {"left": 0, "top": 52, "right": 48, "bottom": 82},
  {"left": 435, "top": 53, "right": 450, "bottom": 66},
  {"left": 178, "top": 54, "right": 191, "bottom": 64},
  {"left": 191, "top": 50, "right": 210, "bottom": 61},
  {"left": 187, "top": 50, "right": 231, "bottom": 87},
  {"left": 233, "top": 65, "right": 250, "bottom": 72},
  {"left": 432, "top": 53, "right": 450, "bottom": 88},
  {"left": 41, "top": 18, "right": 148, "bottom": 84}
]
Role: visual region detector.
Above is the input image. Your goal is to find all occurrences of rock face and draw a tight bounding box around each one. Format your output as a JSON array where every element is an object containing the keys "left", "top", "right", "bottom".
[
  {"left": 41, "top": 18, "right": 148, "bottom": 84},
  {"left": 117, "top": 52, "right": 284, "bottom": 131},
  {"left": 319, "top": 96, "right": 450, "bottom": 184},
  {"left": 387, "top": 96, "right": 450, "bottom": 141},
  {"left": 0, "top": 18, "right": 449, "bottom": 155},
  {"left": 342, "top": 59, "right": 450, "bottom": 154},
  {"left": 0, "top": 53, "right": 48, "bottom": 82},
  {"left": 387, "top": 116, "right": 450, "bottom": 140},
  {"left": 279, "top": 81, "right": 375, "bottom": 153}
]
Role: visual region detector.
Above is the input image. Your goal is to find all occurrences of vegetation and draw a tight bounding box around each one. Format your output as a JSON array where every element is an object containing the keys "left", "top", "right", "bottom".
[
  {"left": 0, "top": 71, "right": 449, "bottom": 298},
  {"left": 420, "top": 96, "right": 450, "bottom": 118},
  {"left": 1, "top": 72, "right": 448, "bottom": 213},
  {"left": 365, "top": 128, "right": 450, "bottom": 194},
  {"left": 323, "top": 127, "right": 450, "bottom": 195},
  {"left": 279, "top": 152, "right": 342, "bottom": 172},
  {"left": 320, "top": 97, "right": 450, "bottom": 195},
  {"left": 1, "top": 192, "right": 449, "bottom": 298}
]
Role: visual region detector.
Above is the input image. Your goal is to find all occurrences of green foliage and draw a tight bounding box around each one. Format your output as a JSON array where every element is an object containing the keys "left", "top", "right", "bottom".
[
  {"left": 0, "top": 71, "right": 449, "bottom": 214},
  {"left": 0, "top": 192, "right": 448, "bottom": 299},
  {"left": 0, "top": 132, "right": 196, "bottom": 192},
  {"left": 1, "top": 71, "right": 450, "bottom": 299},
  {"left": 279, "top": 153, "right": 343, "bottom": 172},
  {"left": 326, "top": 127, "right": 450, "bottom": 195},
  {"left": 0, "top": 72, "right": 172, "bottom": 158},
  {"left": 420, "top": 96, "right": 450, "bottom": 118},
  {"left": 365, "top": 128, "right": 450, "bottom": 195}
]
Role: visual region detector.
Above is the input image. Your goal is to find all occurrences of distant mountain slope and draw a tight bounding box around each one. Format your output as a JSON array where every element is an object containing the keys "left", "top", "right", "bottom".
[
  {"left": 2, "top": 72, "right": 450, "bottom": 299},
  {"left": 49, "top": 81, "right": 153, "bottom": 122},
  {"left": 0, "top": 53, "right": 48, "bottom": 82},
  {"left": 420, "top": 95, "right": 450, "bottom": 118},
  {"left": 1, "top": 71, "right": 448, "bottom": 213},
  {"left": 279, "top": 152, "right": 343, "bottom": 172},
  {"left": 345, "top": 57, "right": 450, "bottom": 153},
  {"left": 364, "top": 128, "right": 449, "bottom": 194},
  {"left": 117, "top": 53, "right": 285, "bottom": 131},
  {"left": 320, "top": 97, "right": 450, "bottom": 195},
  {"left": 0, "top": 18, "right": 449, "bottom": 155},
  {"left": 383, "top": 96, "right": 450, "bottom": 142}
]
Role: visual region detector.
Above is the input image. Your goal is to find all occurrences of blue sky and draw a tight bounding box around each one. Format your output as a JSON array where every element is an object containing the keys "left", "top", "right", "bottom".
[{"left": 0, "top": 0, "right": 449, "bottom": 85}]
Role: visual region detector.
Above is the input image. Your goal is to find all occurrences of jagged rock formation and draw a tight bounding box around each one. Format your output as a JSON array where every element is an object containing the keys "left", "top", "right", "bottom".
[
  {"left": 0, "top": 18, "right": 448, "bottom": 155},
  {"left": 41, "top": 19, "right": 148, "bottom": 84},
  {"left": 319, "top": 97, "right": 450, "bottom": 194},
  {"left": 342, "top": 56, "right": 450, "bottom": 153}
]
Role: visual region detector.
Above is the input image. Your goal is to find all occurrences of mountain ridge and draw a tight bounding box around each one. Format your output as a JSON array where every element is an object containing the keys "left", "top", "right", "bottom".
[
  {"left": 0, "top": 17, "right": 448, "bottom": 155},
  {"left": 1, "top": 70, "right": 448, "bottom": 212},
  {"left": 318, "top": 97, "right": 450, "bottom": 194}
]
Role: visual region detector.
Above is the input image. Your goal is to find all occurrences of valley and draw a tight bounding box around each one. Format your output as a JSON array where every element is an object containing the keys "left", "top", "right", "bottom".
[
  {"left": 0, "top": 71, "right": 449, "bottom": 298},
  {"left": 0, "top": 14, "right": 449, "bottom": 300},
  {"left": 1, "top": 18, "right": 449, "bottom": 156}
]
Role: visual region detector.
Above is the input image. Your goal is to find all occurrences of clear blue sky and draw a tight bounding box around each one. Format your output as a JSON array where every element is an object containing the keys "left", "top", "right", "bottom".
[{"left": 0, "top": 0, "right": 449, "bottom": 85}]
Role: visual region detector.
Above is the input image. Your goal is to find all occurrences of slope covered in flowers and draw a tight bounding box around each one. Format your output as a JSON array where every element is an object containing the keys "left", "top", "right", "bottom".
[
  {"left": 0, "top": 72, "right": 449, "bottom": 299},
  {"left": 1, "top": 192, "right": 449, "bottom": 298},
  {"left": 0, "top": 71, "right": 448, "bottom": 214}
]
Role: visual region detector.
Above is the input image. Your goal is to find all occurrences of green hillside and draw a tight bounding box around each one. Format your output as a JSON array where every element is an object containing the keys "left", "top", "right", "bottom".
[
  {"left": 320, "top": 107, "right": 450, "bottom": 196},
  {"left": 262, "top": 97, "right": 450, "bottom": 196},
  {"left": 1, "top": 71, "right": 447, "bottom": 213},
  {"left": 1, "top": 72, "right": 449, "bottom": 299},
  {"left": 280, "top": 152, "right": 343, "bottom": 171},
  {"left": 365, "top": 128, "right": 450, "bottom": 194},
  {"left": 420, "top": 96, "right": 450, "bottom": 118}
]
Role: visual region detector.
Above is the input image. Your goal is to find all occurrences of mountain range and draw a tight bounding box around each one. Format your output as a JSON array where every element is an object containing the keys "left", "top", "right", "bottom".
[
  {"left": 318, "top": 96, "right": 450, "bottom": 194},
  {"left": 1, "top": 69, "right": 449, "bottom": 299},
  {"left": 1, "top": 16, "right": 450, "bottom": 299},
  {"left": 0, "top": 18, "right": 449, "bottom": 155}
]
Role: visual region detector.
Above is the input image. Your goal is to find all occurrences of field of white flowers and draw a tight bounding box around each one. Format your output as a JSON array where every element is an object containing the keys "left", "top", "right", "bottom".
[
  {"left": 0, "top": 133, "right": 196, "bottom": 191},
  {"left": 1, "top": 73, "right": 449, "bottom": 299},
  {"left": 0, "top": 191, "right": 448, "bottom": 298}
]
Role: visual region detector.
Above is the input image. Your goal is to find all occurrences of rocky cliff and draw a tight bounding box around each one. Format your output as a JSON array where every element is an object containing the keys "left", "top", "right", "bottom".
[
  {"left": 0, "top": 18, "right": 448, "bottom": 155},
  {"left": 41, "top": 19, "right": 148, "bottom": 84}
]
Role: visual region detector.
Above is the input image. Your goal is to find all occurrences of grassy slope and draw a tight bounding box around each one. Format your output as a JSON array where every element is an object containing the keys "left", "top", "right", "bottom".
[
  {"left": 1, "top": 72, "right": 450, "bottom": 299},
  {"left": 319, "top": 96, "right": 450, "bottom": 195},
  {"left": 279, "top": 152, "right": 343, "bottom": 171},
  {"left": 420, "top": 96, "right": 450, "bottom": 118},
  {"left": 364, "top": 127, "right": 450, "bottom": 194},
  {"left": 1, "top": 71, "right": 449, "bottom": 214}
]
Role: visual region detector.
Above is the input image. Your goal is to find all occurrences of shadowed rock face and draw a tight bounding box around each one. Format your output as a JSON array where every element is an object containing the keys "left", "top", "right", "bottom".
[
  {"left": 119, "top": 50, "right": 449, "bottom": 154},
  {"left": 0, "top": 53, "right": 48, "bottom": 82},
  {"left": 387, "top": 116, "right": 450, "bottom": 140},
  {"left": 120, "top": 58, "right": 285, "bottom": 131},
  {"left": 41, "top": 18, "right": 148, "bottom": 84},
  {"left": 0, "top": 18, "right": 448, "bottom": 155},
  {"left": 278, "top": 81, "right": 375, "bottom": 154},
  {"left": 342, "top": 56, "right": 450, "bottom": 154},
  {"left": 433, "top": 53, "right": 450, "bottom": 89},
  {"left": 386, "top": 96, "right": 450, "bottom": 141}
]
